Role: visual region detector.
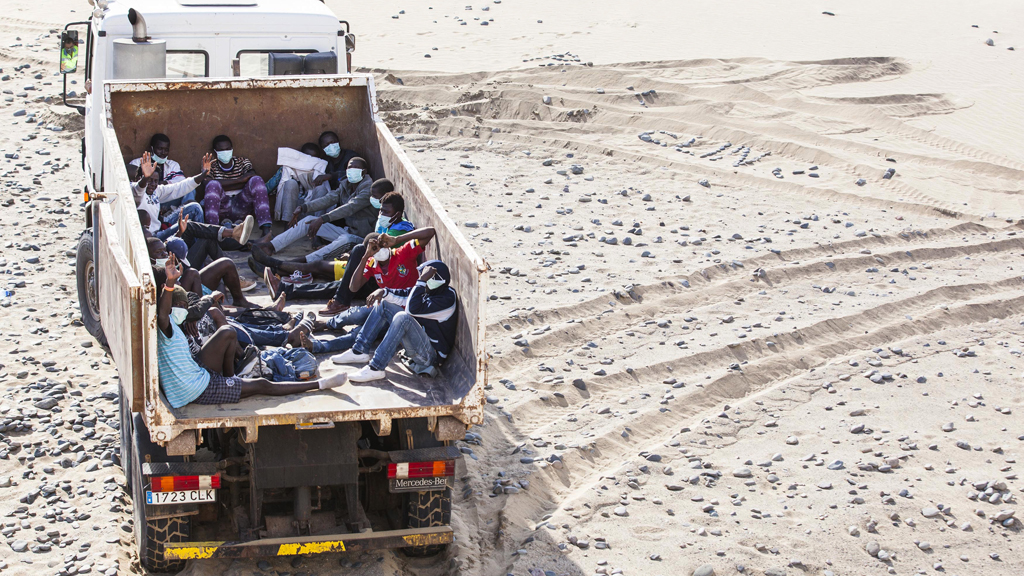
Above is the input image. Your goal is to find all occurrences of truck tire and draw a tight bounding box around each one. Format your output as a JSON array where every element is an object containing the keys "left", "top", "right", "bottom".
[
  {"left": 131, "top": 424, "right": 189, "bottom": 573},
  {"left": 75, "top": 229, "right": 107, "bottom": 347},
  {"left": 399, "top": 418, "right": 451, "bottom": 557},
  {"left": 402, "top": 487, "right": 452, "bottom": 557}
]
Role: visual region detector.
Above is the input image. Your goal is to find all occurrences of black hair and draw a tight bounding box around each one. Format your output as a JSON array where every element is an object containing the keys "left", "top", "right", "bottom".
[
  {"left": 319, "top": 131, "right": 339, "bottom": 143},
  {"left": 362, "top": 232, "right": 380, "bottom": 246},
  {"left": 349, "top": 156, "right": 367, "bottom": 169},
  {"left": 300, "top": 142, "right": 321, "bottom": 156},
  {"left": 150, "top": 133, "right": 170, "bottom": 148},
  {"left": 212, "top": 134, "right": 232, "bottom": 149},
  {"left": 380, "top": 191, "right": 404, "bottom": 216},
  {"left": 370, "top": 177, "right": 395, "bottom": 195},
  {"left": 137, "top": 209, "right": 151, "bottom": 227}
]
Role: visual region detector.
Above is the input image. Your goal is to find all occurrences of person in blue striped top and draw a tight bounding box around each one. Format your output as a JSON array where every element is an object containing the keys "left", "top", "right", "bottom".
[{"left": 156, "top": 254, "right": 347, "bottom": 408}]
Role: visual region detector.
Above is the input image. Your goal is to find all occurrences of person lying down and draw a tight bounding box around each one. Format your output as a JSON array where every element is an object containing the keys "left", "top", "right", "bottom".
[{"left": 156, "top": 253, "right": 346, "bottom": 408}]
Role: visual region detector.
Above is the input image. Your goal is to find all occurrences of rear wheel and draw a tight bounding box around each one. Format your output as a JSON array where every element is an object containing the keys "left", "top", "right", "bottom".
[
  {"left": 402, "top": 487, "right": 452, "bottom": 557},
  {"left": 75, "top": 229, "right": 107, "bottom": 346},
  {"left": 131, "top": 424, "right": 189, "bottom": 573},
  {"left": 399, "top": 419, "right": 451, "bottom": 557}
]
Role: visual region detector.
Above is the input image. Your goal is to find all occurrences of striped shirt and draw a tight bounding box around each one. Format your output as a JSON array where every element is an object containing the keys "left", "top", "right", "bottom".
[
  {"left": 210, "top": 157, "right": 254, "bottom": 181},
  {"left": 157, "top": 322, "right": 210, "bottom": 408}
]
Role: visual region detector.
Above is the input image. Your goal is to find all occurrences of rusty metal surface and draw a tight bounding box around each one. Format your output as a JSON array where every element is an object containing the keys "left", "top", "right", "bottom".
[
  {"left": 101, "top": 76, "right": 485, "bottom": 444},
  {"left": 105, "top": 76, "right": 384, "bottom": 182}
]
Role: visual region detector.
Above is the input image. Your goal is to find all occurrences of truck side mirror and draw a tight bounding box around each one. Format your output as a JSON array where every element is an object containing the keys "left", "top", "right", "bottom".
[
  {"left": 60, "top": 31, "right": 79, "bottom": 74},
  {"left": 345, "top": 33, "right": 356, "bottom": 53}
]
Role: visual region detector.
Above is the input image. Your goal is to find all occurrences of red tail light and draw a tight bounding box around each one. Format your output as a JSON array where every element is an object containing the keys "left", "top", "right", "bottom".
[
  {"left": 149, "top": 475, "right": 221, "bottom": 492},
  {"left": 387, "top": 461, "right": 455, "bottom": 479}
]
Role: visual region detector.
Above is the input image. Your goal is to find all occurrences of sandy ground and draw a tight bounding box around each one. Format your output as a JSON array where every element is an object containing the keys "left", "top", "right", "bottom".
[{"left": 2, "top": 1, "right": 1023, "bottom": 576}]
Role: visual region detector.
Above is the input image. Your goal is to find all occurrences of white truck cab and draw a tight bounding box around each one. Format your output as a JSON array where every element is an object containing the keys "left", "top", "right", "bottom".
[{"left": 66, "top": 0, "right": 354, "bottom": 194}]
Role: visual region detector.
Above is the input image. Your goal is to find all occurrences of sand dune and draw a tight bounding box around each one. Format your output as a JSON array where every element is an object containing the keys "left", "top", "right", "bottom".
[{"left": 1, "top": 1, "right": 1022, "bottom": 576}]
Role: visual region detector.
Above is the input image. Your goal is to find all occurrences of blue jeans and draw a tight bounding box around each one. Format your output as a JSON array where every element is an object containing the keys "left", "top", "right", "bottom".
[
  {"left": 156, "top": 202, "right": 205, "bottom": 241},
  {"left": 352, "top": 301, "right": 404, "bottom": 356},
  {"left": 369, "top": 311, "right": 436, "bottom": 372},
  {"left": 232, "top": 323, "right": 288, "bottom": 347},
  {"left": 308, "top": 328, "right": 360, "bottom": 354},
  {"left": 304, "top": 305, "right": 373, "bottom": 354},
  {"left": 326, "top": 306, "right": 370, "bottom": 331}
]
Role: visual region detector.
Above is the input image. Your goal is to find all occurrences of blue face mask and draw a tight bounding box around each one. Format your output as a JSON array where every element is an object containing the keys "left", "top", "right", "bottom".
[
  {"left": 376, "top": 213, "right": 391, "bottom": 233},
  {"left": 152, "top": 153, "right": 167, "bottom": 165},
  {"left": 369, "top": 196, "right": 382, "bottom": 209},
  {"left": 323, "top": 143, "right": 341, "bottom": 158},
  {"left": 346, "top": 168, "right": 363, "bottom": 183},
  {"left": 170, "top": 307, "right": 188, "bottom": 326},
  {"left": 216, "top": 149, "right": 233, "bottom": 164},
  {"left": 426, "top": 278, "right": 445, "bottom": 291}
]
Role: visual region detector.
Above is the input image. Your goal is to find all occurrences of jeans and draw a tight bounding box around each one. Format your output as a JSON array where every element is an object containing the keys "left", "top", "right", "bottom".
[
  {"left": 325, "top": 305, "right": 370, "bottom": 331},
  {"left": 155, "top": 202, "right": 205, "bottom": 241},
  {"left": 203, "top": 177, "right": 272, "bottom": 227},
  {"left": 303, "top": 306, "right": 371, "bottom": 354},
  {"left": 161, "top": 197, "right": 202, "bottom": 226},
  {"left": 369, "top": 311, "right": 436, "bottom": 372},
  {"left": 352, "top": 301, "right": 404, "bottom": 356},
  {"left": 307, "top": 329, "right": 360, "bottom": 354},
  {"left": 273, "top": 180, "right": 332, "bottom": 222},
  {"left": 271, "top": 215, "right": 363, "bottom": 263},
  {"left": 233, "top": 323, "right": 289, "bottom": 347}
]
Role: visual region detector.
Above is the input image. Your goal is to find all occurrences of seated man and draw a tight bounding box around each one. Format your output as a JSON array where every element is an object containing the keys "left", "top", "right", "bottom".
[
  {"left": 272, "top": 143, "right": 328, "bottom": 222},
  {"left": 202, "top": 134, "right": 272, "bottom": 235},
  {"left": 258, "top": 157, "right": 374, "bottom": 263},
  {"left": 172, "top": 210, "right": 254, "bottom": 269},
  {"left": 288, "top": 227, "right": 434, "bottom": 356},
  {"left": 134, "top": 151, "right": 212, "bottom": 241},
  {"left": 250, "top": 185, "right": 412, "bottom": 290},
  {"left": 156, "top": 255, "right": 347, "bottom": 408},
  {"left": 149, "top": 237, "right": 258, "bottom": 308},
  {"left": 334, "top": 260, "right": 457, "bottom": 388},
  {"left": 128, "top": 133, "right": 204, "bottom": 228}
]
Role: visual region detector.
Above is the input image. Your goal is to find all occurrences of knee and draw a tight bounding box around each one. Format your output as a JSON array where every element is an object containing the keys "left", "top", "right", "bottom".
[
  {"left": 250, "top": 176, "right": 266, "bottom": 190},
  {"left": 213, "top": 325, "right": 237, "bottom": 343},
  {"left": 393, "top": 311, "right": 413, "bottom": 326},
  {"left": 205, "top": 181, "right": 223, "bottom": 195}
]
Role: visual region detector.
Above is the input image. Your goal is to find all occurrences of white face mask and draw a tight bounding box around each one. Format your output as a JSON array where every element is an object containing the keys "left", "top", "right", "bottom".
[
  {"left": 323, "top": 143, "right": 341, "bottom": 158},
  {"left": 152, "top": 153, "right": 167, "bottom": 165},
  {"left": 216, "top": 149, "right": 233, "bottom": 164},
  {"left": 369, "top": 196, "right": 383, "bottom": 209},
  {"left": 426, "top": 278, "right": 445, "bottom": 291},
  {"left": 153, "top": 258, "right": 168, "bottom": 268},
  {"left": 375, "top": 214, "right": 392, "bottom": 233},
  {"left": 346, "top": 168, "right": 363, "bottom": 183},
  {"left": 374, "top": 247, "right": 391, "bottom": 262},
  {"left": 170, "top": 307, "right": 188, "bottom": 326}
]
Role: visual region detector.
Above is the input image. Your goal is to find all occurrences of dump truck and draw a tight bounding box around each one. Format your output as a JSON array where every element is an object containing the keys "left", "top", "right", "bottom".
[{"left": 62, "top": 0, "right": 487, "bottom": 571}]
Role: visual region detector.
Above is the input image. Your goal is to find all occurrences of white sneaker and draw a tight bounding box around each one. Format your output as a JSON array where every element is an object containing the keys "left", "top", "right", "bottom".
[
  {"left": 349, "top": 365, "right": 386, "bottom": 382},
  {"left": 331, "top": 350, "right": 370, "bottom": 365}
]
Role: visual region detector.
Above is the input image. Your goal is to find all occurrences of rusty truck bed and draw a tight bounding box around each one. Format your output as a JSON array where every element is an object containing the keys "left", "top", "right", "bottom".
[{"left": 98, "top": 76, "right": 487, "bottom": 447}]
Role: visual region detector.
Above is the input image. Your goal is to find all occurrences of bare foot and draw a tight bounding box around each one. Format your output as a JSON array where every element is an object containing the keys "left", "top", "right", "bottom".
[
  {"left": 286, "top": 324, "right": 310, "bottom": 348},
  {"left": 272, "top": 291, "right": 286, "bottom": 312},
  {"left": 233, "top": 296, "right": 261, "bottom": 309},
  {"left": 299, "top": 331, "right": 316, "bottom": 352}
]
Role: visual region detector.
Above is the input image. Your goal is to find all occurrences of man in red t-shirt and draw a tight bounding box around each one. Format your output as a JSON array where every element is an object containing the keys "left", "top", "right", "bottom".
[{"left": 329, "top": 227, "right": 436, "bottom": 364}]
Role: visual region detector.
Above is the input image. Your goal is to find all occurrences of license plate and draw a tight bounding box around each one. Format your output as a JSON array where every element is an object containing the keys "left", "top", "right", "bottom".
[
  {"left": 146, "top": 489, "right": 217, "bottom": 505},
  {"left": 389, "top": 477, "right": 451, "bottom": 493}
]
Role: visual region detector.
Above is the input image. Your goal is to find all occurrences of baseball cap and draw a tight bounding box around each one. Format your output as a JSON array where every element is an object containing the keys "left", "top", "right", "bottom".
[{"left": 165, "top": 238, "right": 191, "bottom": 267}]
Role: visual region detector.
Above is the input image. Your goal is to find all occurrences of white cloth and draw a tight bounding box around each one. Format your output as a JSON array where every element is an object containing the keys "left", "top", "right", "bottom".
[
  {"left": 133, "top": 177, "right": 199, "bottom": 233},
  {"left": 277, "top": 147, "right": 327, "bottom": 186}
]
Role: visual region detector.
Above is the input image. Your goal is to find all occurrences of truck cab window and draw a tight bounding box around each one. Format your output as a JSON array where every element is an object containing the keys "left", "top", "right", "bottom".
[
  {"left": 166, "top": 51, "right": 209, "bottom": 78},
  {"left": 236, "top": 50, "right": 314, "bottom": 77}
]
